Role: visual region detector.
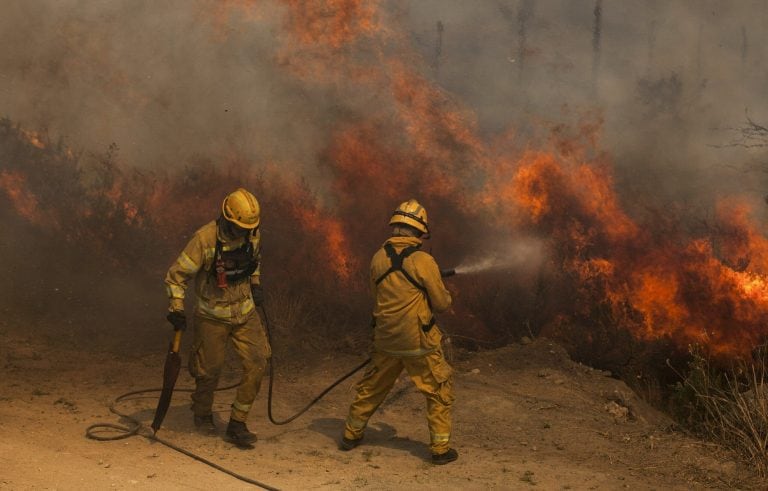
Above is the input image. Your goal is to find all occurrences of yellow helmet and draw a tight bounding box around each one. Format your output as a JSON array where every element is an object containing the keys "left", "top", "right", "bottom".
[
  {"left": 389, "top": 199, "right": 429, "bottom": 235},
  {"left": 222, "top": 188, "right": 260, "bottom": 229}
]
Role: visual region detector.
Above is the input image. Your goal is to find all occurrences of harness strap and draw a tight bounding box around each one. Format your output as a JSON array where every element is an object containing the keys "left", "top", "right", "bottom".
[
  {"left": 212, "top": 238, "right": 223, "bottom": 272},
  {"left": 374, "top": 243, "right": 436, "bottom": 332},
  {"left": 375, "top": 243, "right": 425, "bottom": 291},
  {"left": 210, "top": 236, "right": 258, "bottom": 283}
]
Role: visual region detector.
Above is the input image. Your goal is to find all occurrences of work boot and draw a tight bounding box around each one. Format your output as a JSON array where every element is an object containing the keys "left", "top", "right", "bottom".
[
  {"left": 193, "top": 414, "right": 217, "bottom": 436},
  {"left": 431, "top": 448, "right": 458, "bottom": 465},
  {"left": 339, "top": 436, "right": 362, "bottom": 451},
  {"left": 225, "top": 419, "right": 257, "bottom": 447}
]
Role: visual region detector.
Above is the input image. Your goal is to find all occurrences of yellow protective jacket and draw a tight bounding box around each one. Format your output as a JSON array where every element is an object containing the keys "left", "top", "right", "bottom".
[
  {"left": 164, "top": 220, "right": 261, "bottom": 324},
  {"left": 370, "top": 236, "right": 452, "bottom": 356}
]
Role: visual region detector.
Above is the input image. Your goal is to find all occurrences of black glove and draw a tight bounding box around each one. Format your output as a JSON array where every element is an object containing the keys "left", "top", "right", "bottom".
[
  {"left": 251, "top": 284, "right": 264, "bottom": 307},
  {"left": 166, "top": 310, "right": 187, "bottom": 332}
]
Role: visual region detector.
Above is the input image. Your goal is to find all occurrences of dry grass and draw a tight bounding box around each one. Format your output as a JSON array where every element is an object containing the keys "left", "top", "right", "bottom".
[
  {"left": 262, "top": 286, "right": 369, "bottom": 359},
  {"left": 676, "top": 347, "right": 768, "bottom": 476}
]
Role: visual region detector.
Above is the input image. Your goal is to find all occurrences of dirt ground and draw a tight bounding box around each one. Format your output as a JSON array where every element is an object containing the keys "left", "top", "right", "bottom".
[{"left": 0, "top": 324, "right": 764, "bottom": 491}]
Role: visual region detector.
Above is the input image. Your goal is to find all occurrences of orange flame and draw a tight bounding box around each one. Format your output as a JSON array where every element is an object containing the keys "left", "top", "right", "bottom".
[
  {"left": 281, "top": 0, "right": 380, "bottom": 49},
  {"left": 20, "top": 129, "right": 46, "bottom": 149},
  {"left": 512, "top": 138, "right": 768, "bottom": 359},
  {"left": 6, "top": 4, "right": 768, "bottom": 363},
  {"left": 294, "top": 203, "right": 357, "bottom": 282},
  {"left": 0, "top": 170, "right": 49, "bottom": 227}
]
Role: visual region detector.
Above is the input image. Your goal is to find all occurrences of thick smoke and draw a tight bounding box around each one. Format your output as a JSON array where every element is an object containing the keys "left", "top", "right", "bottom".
[
  {"left": 3, "top": 1, "right": 768, "bottom": 367},
  {"left": 2, "top": 1, "right": 766, "bottom": 194},
  {"left": 0, "top": 1, "right": 338, "bottom": 183},
  {"left": 405, "top": 1, "right": 768, "bottom": 202}
]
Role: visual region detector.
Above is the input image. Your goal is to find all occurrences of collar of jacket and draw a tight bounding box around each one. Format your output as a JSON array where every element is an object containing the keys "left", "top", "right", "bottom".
[{"left": 384, "top": 235, "right": 423, "bottom": 249}]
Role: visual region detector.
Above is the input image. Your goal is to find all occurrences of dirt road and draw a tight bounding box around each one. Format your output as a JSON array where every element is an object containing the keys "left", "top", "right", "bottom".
[{"left": 0, "top": 328, "right": 761, "bottom": 490}]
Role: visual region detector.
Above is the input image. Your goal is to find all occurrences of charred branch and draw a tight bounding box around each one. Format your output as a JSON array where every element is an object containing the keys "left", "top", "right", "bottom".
[{"left": 711, "top": 112, "right": 768, "bottom": 149}]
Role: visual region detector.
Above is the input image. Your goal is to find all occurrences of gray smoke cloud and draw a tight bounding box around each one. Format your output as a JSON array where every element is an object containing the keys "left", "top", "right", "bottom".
[
  {"left": 0, "top": 1, "right": 340, "bottom": 182},
  {"left": 404, "top": 0, "right": 768, "bottom": 211},
  {"left": 1, "top": 0, "right": 767, "bottom": 211},
  {"left": 4, "top": 0, "right": 768, "bottom": 357}
]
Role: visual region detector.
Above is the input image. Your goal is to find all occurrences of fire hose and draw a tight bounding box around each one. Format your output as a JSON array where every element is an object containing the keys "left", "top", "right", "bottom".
[
  {"left": 84, "top": 382, "right": 278, "bottom": 490},
  {"left": 85, "top": 268, "right": 456, "bottom": 487},
  {"left": 261, "top": 305, "right": 371, "bottom": 425},
  {"left": 83, "top": 305, "right": 372, "bottom": 490}
]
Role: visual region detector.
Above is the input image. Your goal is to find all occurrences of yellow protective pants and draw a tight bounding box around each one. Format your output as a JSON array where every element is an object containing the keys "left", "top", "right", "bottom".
[
  {"left": 344, "top": 349, "right": 455, "bottom": 454},
  {"left": 189, "top": 313, "right": 271, "bottom": 422}
]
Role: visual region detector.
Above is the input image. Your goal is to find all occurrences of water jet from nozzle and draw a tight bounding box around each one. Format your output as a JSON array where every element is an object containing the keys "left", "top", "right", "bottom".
[{"left": 451, "top": 236, "right": 546, "bottom": 275}]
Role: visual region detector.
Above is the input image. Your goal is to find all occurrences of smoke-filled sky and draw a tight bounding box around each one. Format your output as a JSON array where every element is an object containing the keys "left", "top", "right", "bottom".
[
  {"left": 1, "top": 2, "right": 318, "bottom": 172},
  {"left": 2, "top": 0, "right": 766, "bottom": 204},
  {"left": 4, "top": 1, "right": 768, "bottom": 361}
]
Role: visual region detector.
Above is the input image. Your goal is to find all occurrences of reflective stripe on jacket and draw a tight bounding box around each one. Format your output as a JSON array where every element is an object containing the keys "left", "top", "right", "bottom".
[
  {"left": 164, "top": 220, "right": 261, "bottom": 324},
  {"left": 370, "top": 236, "right": 452, "bottom": 356}
]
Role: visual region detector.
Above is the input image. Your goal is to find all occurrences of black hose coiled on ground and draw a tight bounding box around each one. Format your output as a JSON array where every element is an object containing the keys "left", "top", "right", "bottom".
[
  {"left": 261, "top": 305, "right": 370, "bottom": 425},
  {"left": 84, "top": 382, "right": 279, "bottom": 490},
  {"left": 85, "top": 304, "right": 371, "bottom": 489}
]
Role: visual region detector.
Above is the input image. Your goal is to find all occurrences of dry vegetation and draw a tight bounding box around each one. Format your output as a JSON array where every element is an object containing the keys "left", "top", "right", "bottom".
[
  {"left": 3, "top": 115, "right": 768, "bottom": 480},
  {"left": 673, "top": 346, "right": 768, "bottom": 476}
]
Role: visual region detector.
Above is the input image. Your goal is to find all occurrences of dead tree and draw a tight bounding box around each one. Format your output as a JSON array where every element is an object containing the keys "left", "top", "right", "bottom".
[
  {"left": 592, "top": 0, "right": 603, "bottom": 97},
  {"left": 432, "top": 20, "right": 444, "bottom": 81},
  {"left": 716, "top": 114, "right": 768, "bottom": 149}
]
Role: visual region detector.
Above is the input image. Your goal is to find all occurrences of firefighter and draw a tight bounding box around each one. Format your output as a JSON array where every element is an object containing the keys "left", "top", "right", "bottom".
[
  {"left": 164, "top": 187, "right": 271, "bottom": 447},
  {"left": 340, "top": 199, "right": 458, "bottom": 465}
]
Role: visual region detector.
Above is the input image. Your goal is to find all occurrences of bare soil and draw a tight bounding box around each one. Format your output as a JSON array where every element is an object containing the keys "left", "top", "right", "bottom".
[{"left": 0, "top": 325, "right": 763, "bottom": 490}]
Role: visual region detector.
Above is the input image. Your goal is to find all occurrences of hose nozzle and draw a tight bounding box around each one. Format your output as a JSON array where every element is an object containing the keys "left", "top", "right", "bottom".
[{"left": 440, "top": 268, "right": 456, "bottom": 278}]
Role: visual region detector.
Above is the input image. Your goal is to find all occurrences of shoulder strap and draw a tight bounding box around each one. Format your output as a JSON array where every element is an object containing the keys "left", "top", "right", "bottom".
[
  {"left": 210, "top": 238, "right": 223, "bottom": 273},
  {"left": 375, "top": 243, "right": 426, "bottom": 292},
  {"left": 374, "top": 243, "right": 435, "bottom": 330}
]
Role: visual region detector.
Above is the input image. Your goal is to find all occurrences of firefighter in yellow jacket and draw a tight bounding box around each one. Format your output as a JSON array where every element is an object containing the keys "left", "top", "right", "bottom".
[
  {"left": 341, "top": 199, "right": 458, "bottom": 465},
  {"left": 164, "top": 188, "right": 271, "bottom": 447}
]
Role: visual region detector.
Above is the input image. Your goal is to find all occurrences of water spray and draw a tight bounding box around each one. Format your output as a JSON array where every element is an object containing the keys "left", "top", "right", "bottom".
[
  {"left": 440, "top": 260, "right": 506, "bottom": 278},
  {"left": 441, "top": 236, "right": 547, "bottom": 278}
]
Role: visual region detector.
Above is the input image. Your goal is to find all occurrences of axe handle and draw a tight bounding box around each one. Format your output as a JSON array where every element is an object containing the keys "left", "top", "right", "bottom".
[{"left": 172, "top": 329, "right": 182, "bottom": 353}]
